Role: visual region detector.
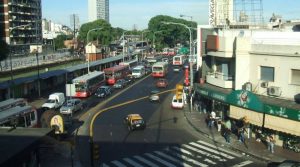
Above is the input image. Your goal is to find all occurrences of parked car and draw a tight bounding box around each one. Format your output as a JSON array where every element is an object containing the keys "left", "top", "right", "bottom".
[
  {"left": 124, "top": 114, "right": 146, "bottom": 131},
  {"left": 95, "top": 86, "right": 112, "bottom": 98},
  {"left": 156, "top": 78, "right": 168, "bottom": 88},
  {"left": 149, "top": 89, "right": 160, "bottom": 102},
  {"left": 113, "top": 79, "right": 127, "bottom": 89},
  {"left": 171, "top": 95, "right": 184, "bottom": 109},
  {"left": 60, "top": 98, "right": 83, "bottom": 115}
]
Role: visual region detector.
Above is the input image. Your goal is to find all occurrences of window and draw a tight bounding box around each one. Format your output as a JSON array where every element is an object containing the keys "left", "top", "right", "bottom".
[
  {"left": 291, "top": 69, "right": 300, "bottom": 85},
  {"left": 260, "top": 66, "right": 274, "bottom": 82}
]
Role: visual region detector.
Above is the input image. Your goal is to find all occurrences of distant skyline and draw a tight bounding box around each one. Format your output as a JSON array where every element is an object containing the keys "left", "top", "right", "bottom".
[{"left": 42, "top": 0, "right": 300, "bottom": 30}]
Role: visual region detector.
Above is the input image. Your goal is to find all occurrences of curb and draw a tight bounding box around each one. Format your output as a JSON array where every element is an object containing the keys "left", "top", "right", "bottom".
[{"left": 182, "top": 108, "right": 272, "bottom": 163}]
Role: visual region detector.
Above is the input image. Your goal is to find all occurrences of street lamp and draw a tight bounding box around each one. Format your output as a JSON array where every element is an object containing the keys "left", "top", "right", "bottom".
[
  {"left": 86, "top": 27, "right": 102, "bottom": 74},
  {"left": 180, "top": 14, "right": 194, "bottom": 54},
  {"left": 8, "top": 23, "right": 31, "bottom": 98},
  {"left": 122, "top": 30, "right": 128, "bottom": 62},
  {"left": 161, "top": 21, "right": 194, "bottom": 87},
  {"left": 141, "top": 30, "right": 150, "bottom": 59}
]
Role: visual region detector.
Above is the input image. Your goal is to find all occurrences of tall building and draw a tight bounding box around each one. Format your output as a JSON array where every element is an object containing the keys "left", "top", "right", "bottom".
[
  {"left": 0, "top": 0, "right": 42, "bottom": 56},
  {"left": 88, "top": 0, "right": 109, "bottom": 23}
]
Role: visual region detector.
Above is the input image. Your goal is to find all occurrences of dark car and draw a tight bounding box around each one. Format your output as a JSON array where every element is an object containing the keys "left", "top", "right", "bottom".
[
  {"left": 113, "top": 79, "right": 127, "bottom": 89},
  {"left": 268, "top": 160, "right": 300, "bottom": 167},
  {"left": 95, "top": 86, "right": 112, "bottom": 98},
  {"left": 156, "top": 78, "right": 168, "bottom": 88},
  {"left": 124, "top": 76, "right": 134, "bottom": 85}
]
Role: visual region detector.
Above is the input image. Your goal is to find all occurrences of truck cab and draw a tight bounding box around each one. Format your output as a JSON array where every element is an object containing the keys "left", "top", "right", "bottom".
[{"left": 42, "top": 92, "right": 65, "bottom": 110}]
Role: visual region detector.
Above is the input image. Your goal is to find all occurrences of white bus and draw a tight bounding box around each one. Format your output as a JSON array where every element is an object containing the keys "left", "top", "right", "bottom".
[
  {"left": 0, "top": 105, "right": 38, "bottom": 128},
  {"left": 119, "top": 59, "right": 138, "bottom": 69},
  {"left": 131, "top": 65, "right": 146, "bottom": 78},
  {"left": 152, "top": 62, "right": 168, "bottom": 78},
  {"left": 173, "top": 55, "right": 185, "bottom": 66}
]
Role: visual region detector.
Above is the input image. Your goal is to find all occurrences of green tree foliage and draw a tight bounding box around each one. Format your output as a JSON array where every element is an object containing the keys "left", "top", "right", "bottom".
[
  {"left": 77, "top": 19, "right": 112, "bottom": 45},
  {"left": 0, "top": 40, "right": 9, "bottom": 62},
  {"left": 147, "top": 15, "right": 197, "bottom": 50},
  {"left": 54, "top": 34, "right": 72, "bottom": 50}
]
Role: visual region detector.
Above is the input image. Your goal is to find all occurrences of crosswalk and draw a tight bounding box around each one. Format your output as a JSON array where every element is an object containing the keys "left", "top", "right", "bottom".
[{"left": 100, "top": 140, "right": 253, "bottom": 167}]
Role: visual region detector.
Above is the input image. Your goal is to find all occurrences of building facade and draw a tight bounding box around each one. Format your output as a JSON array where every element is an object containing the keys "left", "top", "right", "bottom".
[
  {"left": 88, "top": 0, "right": 109, "bottom": 23},
  {"left": 0, "top": 0, "right": 42, "bottom": 56},
  {"left": 196, "top": 26, "right": 300, "bottom": 146}
]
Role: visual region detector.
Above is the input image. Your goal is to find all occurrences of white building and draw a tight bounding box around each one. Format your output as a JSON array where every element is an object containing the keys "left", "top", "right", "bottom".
[
  {"left": 195, "top": 26, "right": 300, "bottom": 142},
  {"left": 88, "top": 0, "right": 109, "bottom": 23}
]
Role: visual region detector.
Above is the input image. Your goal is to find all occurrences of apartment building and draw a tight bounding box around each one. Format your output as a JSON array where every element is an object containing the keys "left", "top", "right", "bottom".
[
  {"left": 88, "top": 0, "right": 109, "bottom": 23},
  {"left": 195, "top": 26, "right": 300, "bottom": 145},
  {"left": 0, "top": 0, "right": 42, "bottom": 56}
]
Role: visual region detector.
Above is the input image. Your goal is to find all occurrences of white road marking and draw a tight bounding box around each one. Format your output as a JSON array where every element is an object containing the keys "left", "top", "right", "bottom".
[
  {"left": 111, "top": 160, "right": 126, "bottom": 167},
  {"left": 171, "top": 147, "right": 210, "bottom": 166},
  {"left": 182, "top": 144, "right": 226, "bottom": 162},
  {"left": 190, "top": 142, "right": 235, "bottom": 159},
  {"left": 197, "top": 140, "right": 242, "bottom": 157},
  {"left": 134, "top": 155, "right": 159, "bottom": 167},
  {"left": 154, "top": 151, "right": 192, "bottom": 167},
  {"left": 145, "top": 153, "right": 177, "bottom": 167},
  {"left": 101, "top": 163, "right": 110, "bottom": 167},
  {"left": 231, "top": 160, "right": 253, "bottom": 167},
  {"left": 123, "top": 158, "right": 144, "bottom": 167}
]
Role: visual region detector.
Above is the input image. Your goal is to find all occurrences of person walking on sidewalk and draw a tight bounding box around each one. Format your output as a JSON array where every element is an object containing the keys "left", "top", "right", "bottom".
[
  {"left": 267, "top": 134, "right": 276, "bottom": 153},
  {"left": 208, "top": 111, "right": 216, "bottom": 128},
  {"left": 224, "top": 119, "right": 232, "bottom": 144},
  {"left": 238, "top": 127, "right": 246, "bottom": 143}
]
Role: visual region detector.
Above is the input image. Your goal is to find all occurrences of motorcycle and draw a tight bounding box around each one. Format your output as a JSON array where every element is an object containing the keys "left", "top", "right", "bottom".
[{"left": 283, "top": 138, "right": 300, "bottom": 153}]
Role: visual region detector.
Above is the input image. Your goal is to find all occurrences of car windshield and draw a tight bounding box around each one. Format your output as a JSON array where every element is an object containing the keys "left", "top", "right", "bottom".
[
  {"left": 132, "top": 119, "right": 143, "bottom": 124},
  {"left": 64, "top": 101, "right": 74, "bottom": 107}
]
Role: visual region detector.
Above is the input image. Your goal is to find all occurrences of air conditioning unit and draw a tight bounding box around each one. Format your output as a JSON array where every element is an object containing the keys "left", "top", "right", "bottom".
[
  {"left": 260, "top": 82, "right": 268, "bottom": 88},
  {"left": 267, "top": 86, "right": 282, "bottom": 96}
]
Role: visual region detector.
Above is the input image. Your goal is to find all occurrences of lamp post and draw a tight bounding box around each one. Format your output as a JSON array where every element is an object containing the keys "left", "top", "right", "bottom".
[
  {"left": 161, "top": 21, "right": 194, "bottom": 87},
  {"left": 122, "top": 30, "right": 128, "bottom": 62},
  {"left": 180, "top": 14, "right": 194, "bottom": 54},
  {"left": 8, "top": 24, "right": 31, "bottom": 98},
  {"left": 86, "top": 27, "right": 102, "bottom": 74},
  {"left": 141, "top": 30, "right": 150, "bottom": 59}
]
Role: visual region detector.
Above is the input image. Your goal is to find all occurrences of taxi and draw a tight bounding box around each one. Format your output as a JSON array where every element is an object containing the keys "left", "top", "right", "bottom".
[{"left": 124, "top": 114, "right": 146, "bottom": 131}]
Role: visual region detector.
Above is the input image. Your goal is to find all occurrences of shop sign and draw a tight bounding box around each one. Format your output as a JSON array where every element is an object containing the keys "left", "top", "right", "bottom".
[
  {"left": 198, "top": 88, "right": 226, "bottom": 102},
  {"left": 264, "top": 104, "right": 300, "bottom": 121},
  {"left": 227, "top": 90, "right": 263, "bottom": 112}
]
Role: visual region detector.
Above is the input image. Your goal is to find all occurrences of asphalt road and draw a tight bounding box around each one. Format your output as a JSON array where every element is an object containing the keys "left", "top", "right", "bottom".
[{"left": 81, "top": 66, "right": 267, "bottom": 167}]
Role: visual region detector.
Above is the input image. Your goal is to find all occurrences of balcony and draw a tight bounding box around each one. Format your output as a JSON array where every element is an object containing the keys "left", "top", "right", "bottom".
[
  {"left": 207, "top": 35, "right": 235, "bottom": 58},
  {"left": 206, "top": 72, "right": 234, "bottom": 89}
]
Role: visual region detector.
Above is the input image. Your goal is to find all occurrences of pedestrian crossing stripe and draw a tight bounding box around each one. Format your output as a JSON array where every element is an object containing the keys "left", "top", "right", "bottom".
[{"left": 101, "top": 140, "right": 253, "bottom": 167}]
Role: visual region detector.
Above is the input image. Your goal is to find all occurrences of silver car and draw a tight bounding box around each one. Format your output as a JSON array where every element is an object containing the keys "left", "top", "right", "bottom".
[
  {"left": 60, "top": 99, "right": 83, "bottom": 115},
  {"left": 149, "top": 90, "right": 160, "bottom": 102}
]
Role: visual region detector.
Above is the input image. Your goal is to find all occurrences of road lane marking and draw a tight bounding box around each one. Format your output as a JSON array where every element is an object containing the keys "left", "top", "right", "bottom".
[
  {"left": 145, "top": 153, "right": 177, "bottom": 167},
  {"left": 231, "top": 160, "right": 253, "bottom": 167},
  {"left": 123, "top": 158, "right": 144, "bottom": 167},
  {"left": 182, "top": 144, "right": 226, "bottom": 162},
  {"left": 154, "top": 151, "right": 192, "bottom": 167},
  {"left": 190, "top": 142, "right": 235, "bottom": 159},
  {"left": 101, "top": 163, "right": 109, "bottom": 167},
  {"left": 111, "top": 160, "right": 126, "bottom": 167},
  {"left": 134, "top": 155, "right": 159, "bottom": 167},
  {"left": 171, "top": 147, "right": 210, "bottom": 166},
  {"left": 197, "top": 140, "right": 242, "bottom": 157}
]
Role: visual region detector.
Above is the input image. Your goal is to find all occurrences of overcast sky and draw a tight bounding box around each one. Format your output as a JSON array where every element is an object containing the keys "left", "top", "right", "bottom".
[{"left": 42, "top": 0, "right": 300, "bottom": 30}]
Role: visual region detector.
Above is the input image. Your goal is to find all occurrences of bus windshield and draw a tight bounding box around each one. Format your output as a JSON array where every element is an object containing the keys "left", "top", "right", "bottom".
[
  {"left": 105, "top": 73, "right": 114, "bottom": 79},
  {"left": 132, "top": 69, "right": 141, "bottom": 73},
  {"left": 152, "top": 67, "right": 163, "bottom": 72},
  {"left": 75, "top": 83, "right": 87, "bottom": 92}
]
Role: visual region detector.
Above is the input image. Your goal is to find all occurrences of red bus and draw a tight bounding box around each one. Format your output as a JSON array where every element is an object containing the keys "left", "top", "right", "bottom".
[
  {"left": 72, "top": 71, "right": 105, "bottom": 98},
  {"left": 152, "top": 62, "right": 168, "bottom": 78},
  {"left": 104, "top": 65, "right": 130, "bottom": 85}
]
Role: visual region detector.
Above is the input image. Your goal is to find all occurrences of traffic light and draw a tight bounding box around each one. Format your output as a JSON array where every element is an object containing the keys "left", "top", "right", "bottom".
[
  {"left": 175, "top": 84, "right": 183, "bottom": 100},
  {"left": 92, "top": 143, "right": 100, "bottom": 160}
]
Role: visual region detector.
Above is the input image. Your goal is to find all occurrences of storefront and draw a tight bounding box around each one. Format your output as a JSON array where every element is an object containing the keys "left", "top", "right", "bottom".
[{"left": 194, "top": 83, "right": 300, "bottom": 145}]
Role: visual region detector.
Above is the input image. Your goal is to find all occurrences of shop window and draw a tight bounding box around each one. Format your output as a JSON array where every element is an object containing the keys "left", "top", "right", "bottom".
[
  {"left": 260, "top": 66, "right": 274, "bottom": 82},
  {"left": 291, "top": 69, "right": 300, "bottom": 85}
]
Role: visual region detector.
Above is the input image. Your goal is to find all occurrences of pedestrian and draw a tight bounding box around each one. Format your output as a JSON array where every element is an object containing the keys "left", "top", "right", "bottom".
[
  {"left": 238, "top": 127, "right": 246, "bottom": 143},
  {"left": 217, "top": 119, "right": 222, "bottom": 132},
  {"left": 268, "top": 134, "right": 276, "bottom": 153},
  {"left": 224, "top": 127, "right": 231, "bottom": 144},
  {"left": 208, "top": 111, "right": 216, "bottom": 128}
]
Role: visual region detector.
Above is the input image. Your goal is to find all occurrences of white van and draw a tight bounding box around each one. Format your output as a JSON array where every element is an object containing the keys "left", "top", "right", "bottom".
[
  {"left": 131, "top": 65, "right": 146, "bottom": 78},
  {"left": 42, "top": 92, "right": 65, "bottom": 110}
]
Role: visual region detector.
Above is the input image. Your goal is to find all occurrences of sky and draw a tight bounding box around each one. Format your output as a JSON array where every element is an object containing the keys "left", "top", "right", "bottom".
[{"left": 42, "top": 0, "right": 300, "bottom": 30}]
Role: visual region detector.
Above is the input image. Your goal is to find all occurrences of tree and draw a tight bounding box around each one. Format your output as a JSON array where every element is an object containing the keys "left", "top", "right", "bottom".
[
  {"left": 53, "top": 34, "right": 71, "bottom": 50},
  {"left": 77, "top": 19, "right": 112, "bottom": 45}
]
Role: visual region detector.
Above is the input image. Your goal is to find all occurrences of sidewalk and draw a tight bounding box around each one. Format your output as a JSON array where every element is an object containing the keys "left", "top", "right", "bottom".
[{"left": 183, "top": 107, "right": 300, "bottom": 163}]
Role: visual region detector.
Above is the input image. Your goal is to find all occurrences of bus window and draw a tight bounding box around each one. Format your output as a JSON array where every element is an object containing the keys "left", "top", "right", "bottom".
[{"left": 75, "top": 84, "right": 87, "bottom": 92}]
